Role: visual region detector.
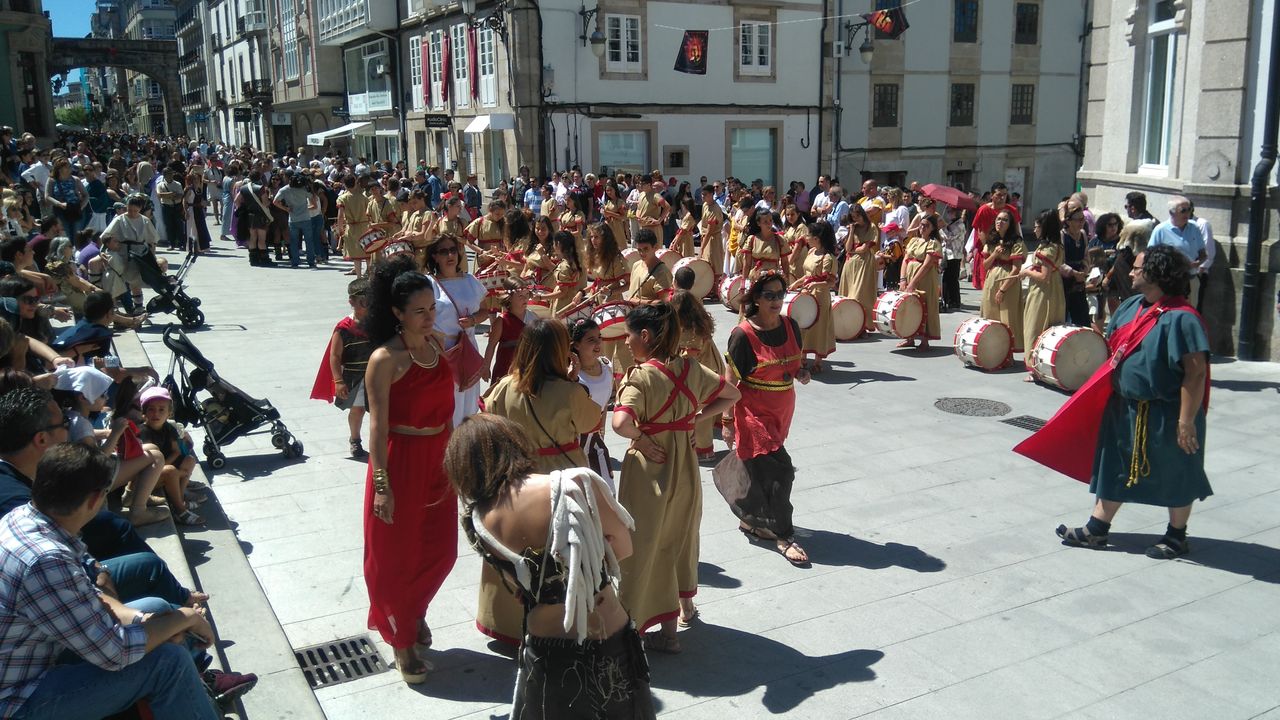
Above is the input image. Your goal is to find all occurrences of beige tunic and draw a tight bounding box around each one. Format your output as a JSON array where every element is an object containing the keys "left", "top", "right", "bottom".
[
  {"left": 980, "top": 240, "right": 1028, "bottom": 351},
  {"left": 337, "top": 190, "right": 370, "bottom": 260},
  {"left": 602, "top": 198, "right": 629, "bottom": 246},
  {"left": 549, "top": 259, "right": 586, "bottom": 316},
  {"left": 475, "top": 376, "right": 602, "bottom": 643},
  {"left": 783, "top": 225, "right": 810, "bottom": 285},
  {"left": 903, "top": 237, "right": 943, "bottom": 340},
  {"left": 697, "top": 203, "right": 725, "bottom": 272},
  {"left": 839, "top": 225, "right": 879, "bottom": 331},
  {"left": 800, "top": 252, "right": 838, "bottom": 357}
]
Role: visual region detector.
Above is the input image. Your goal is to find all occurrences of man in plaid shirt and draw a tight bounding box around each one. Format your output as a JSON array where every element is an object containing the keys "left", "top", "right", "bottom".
[{"left": 0, "top": 441, "right": 220, "bottom": 719}]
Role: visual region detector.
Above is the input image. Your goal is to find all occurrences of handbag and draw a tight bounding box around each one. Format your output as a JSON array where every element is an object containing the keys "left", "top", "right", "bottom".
[
  {"left": 711, "top": 450, "right": 751, "bottom": 516},
  {"left": 437, "top": 280, "right": 485, "bottom": 391}
]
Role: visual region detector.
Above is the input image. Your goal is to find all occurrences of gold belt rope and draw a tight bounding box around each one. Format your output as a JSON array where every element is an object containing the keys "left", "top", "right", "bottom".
[{"left": 1128, "top": 400, "right": 1151, "bottom": 488}]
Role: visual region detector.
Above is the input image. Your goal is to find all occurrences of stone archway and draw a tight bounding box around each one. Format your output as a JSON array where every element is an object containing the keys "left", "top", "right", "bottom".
[{"left": 47, "top": 37, "right": 184, "bottom": 136}]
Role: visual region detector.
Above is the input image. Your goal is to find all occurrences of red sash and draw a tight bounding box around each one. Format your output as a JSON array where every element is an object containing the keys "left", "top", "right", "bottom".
[{"left": 1013, "top": 296, "right": 1208, "bottom": 483}]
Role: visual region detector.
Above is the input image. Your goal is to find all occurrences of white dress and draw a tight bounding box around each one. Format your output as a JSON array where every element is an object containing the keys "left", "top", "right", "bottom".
[{"left": 434, "top": 274, "right": 489, "bottom": 428}]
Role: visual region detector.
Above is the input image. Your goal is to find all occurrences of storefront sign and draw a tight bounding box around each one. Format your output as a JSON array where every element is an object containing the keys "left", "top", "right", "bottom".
[
  {"left": 232, "top": 107, "right": 252, "bottom": 122},
  {"left": 424, "top": 114, "right": 452, "bottom": 129},
  {"left": 271, "top": 112, "right": 293, "bottom": 126}
]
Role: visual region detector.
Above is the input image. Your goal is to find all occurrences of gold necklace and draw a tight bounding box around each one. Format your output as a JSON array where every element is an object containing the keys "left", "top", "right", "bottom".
[{"left": 402, "top": 336, "right": 438, "bottom": 369}]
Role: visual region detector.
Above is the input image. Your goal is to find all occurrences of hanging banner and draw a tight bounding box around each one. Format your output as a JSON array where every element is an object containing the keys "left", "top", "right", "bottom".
[
  {"left": 467, "top": 25, "right": 480, "bottom": 101},
  {"left": 421, "top": 36, "right": 431, "bottom": 107},
  {"left": 441, "top": 32, "right": 452, "bottom": 103},
  {"left": 862, "top": 7, "right": 909, "bottom": 39},
  {"left": 673, "top": 30, "right": 709, "bottom": 75}
]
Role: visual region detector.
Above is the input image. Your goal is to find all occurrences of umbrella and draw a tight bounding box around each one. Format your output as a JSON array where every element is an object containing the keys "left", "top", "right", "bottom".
[{"left": 918, "top": 183, "right": 977, "bottom": 212}]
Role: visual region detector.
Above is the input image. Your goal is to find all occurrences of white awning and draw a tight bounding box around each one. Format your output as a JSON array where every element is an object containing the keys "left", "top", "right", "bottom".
[
  {"left": 463, "top": 114, "right": 516, "bottom": 133},
  {"left": 306, "top": 121, "right": 371, "bottom": 146}
]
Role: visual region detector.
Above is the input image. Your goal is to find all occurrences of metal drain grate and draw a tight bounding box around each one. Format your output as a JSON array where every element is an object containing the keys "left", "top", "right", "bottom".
[
  {"left": 1001, "top": 415, "right": 1047, "bottom": 431},
  {"left": 934, "top": 398, "right": 1012, "bottom": 417},
  {"left": 295, "top": 635, "right": 388, "bottom": 690}
]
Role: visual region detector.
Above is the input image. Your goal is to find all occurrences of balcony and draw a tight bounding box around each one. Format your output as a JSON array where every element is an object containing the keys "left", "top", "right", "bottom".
[
  {"left": 237, "top": 10, "right": 267, "bottom": 36},
  {"left": 318, "top": 0, "right": 396, "bottom": 46},
  {"left": 181, "top": 91, "right": 205, "bottom": 110},
  {"left": 242, "top": 79, "right": 271, "bottom": 99},
  {"left": 179, "top": 49, "right": 200, "bottom": 69}
]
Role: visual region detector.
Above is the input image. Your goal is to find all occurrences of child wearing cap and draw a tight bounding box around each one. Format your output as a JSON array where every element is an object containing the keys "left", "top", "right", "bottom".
[
  {"left": 137, "top": 386, "right": 205, "bottom": 526},
  {"left": 310, "top": 278, "right": 372, "bottom": 458}
]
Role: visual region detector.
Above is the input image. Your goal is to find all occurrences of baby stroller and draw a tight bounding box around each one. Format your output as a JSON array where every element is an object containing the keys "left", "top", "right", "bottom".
[
  {"left": 136, "top": 251, "right": 205, "bottom": 329},
  {"left": 162, "top": 325, "right": 301, "bottom": 470}
]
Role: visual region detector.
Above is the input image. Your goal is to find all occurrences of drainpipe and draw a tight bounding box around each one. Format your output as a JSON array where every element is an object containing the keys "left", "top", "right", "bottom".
[
  {"left": 1237, "top": 1, "right": 1280, "bottom": 361},
  {"left": 823, "top": 0, "right": 834, "bottom": 179},
  {"left": 394, "top": 0, "right": 408, "bottom": 164}
]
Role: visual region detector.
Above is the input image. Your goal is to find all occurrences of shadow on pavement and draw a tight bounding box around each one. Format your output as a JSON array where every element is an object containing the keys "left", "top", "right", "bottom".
[
  {"left": 698, "top": 561, "right": 744, "bottom": 589},
  {"left": 650, "top": 622, "right": 884, "bottom": 713},
  {"left": 796, "top": 529, "right": 946, "bottom": 572},
  {"left": 408, "top": 647, "right": 516, "bottom": 705},
  {"left": 814, "top": 369, "right": 916, "bottom": 386},
  {"left": 1210, "top": 379, "right": 1280, "bottom": 393},
  {"left": 1108, "top": 534, "right": 1280, "bottom": 583},
  {"left": 888, "top": 346, "right": 954, "bottom": 359},
  {"left": 213, "top": 451, "right": 307, "bottom": 481}
]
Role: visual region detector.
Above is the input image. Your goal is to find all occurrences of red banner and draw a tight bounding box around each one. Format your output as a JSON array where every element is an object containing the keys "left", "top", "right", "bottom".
[
  {"left": 674, "top": 30, "right": 709, "bottom": 75},
  {"left": 467, "top": 25, "right": 479, "bottom": 101},
  {"left": 421, "top": 35, "right": 431, "bottom": 107},
  {"left": 441, "top": 31, "right": 451, "bottom": 103}
]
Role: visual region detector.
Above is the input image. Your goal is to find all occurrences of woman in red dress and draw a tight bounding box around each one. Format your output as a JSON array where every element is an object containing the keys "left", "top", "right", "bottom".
[
  {"left": 361, "top": 255, "right": 458, "bottom": 684},
  {"left": 724, "top": 271, "right": 812, "bottom": 566}
]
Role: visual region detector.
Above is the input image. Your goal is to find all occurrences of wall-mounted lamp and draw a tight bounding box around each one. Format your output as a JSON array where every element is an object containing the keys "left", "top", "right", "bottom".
[
  {"left": 844, "top": 20, "right": 874, "bottom": 63},
  {"left": 578, "top": 4, "right": 606, "bottom": 58}
]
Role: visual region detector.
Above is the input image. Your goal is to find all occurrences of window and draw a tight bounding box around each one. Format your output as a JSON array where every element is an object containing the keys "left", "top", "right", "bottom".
[
  {"left": 301, "top": 40, "right": 312, "bottom": 75},
  {"left": 953, "top": 0, "right": 978, "bottom": 43},
  {"left": 949, "top": 83, "right": 975, "bottom": 126},
  {"left": 1010, "top": 84, "right": 1035, "bottom": 124},
  {"left": 606, "top": 15, "right": 642, "bottom": 73},
  {"left": 729, "top": 127, "right": 777, "bottom": 187},
  {"left": 409, "top": 34, "right": 424, "bottom": 111},
  {"left": 1141, "top": 0, "right": 1178, "bottom": 166},
  {"left": 739, "top": 21, "right": 771, "bottom": 76},
  {"left": 874, "top": 0, "right": 900, "bottom": 39},
  {"left": 872, "top": 83, "right": 899, "bottom": 127},
  {"left": 450, "top": 24, "right": 469, "bottom": 108},
  {"left": 281, "top": 0, "right": 299, "bottom": 79},
  {"left": 478, "top": 26, "right": 497, "bottom": 107},
  {"left": 598, "top": 130, "right": 648, "bottom": 173},
  {"left": 428, "top": 31, "right": 444, "bottom": 110},
  {"left": 1014, "top": 3, "right": 1039, "bottom": 44}
]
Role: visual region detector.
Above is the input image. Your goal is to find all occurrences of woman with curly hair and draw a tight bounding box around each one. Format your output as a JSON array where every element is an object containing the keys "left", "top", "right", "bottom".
[
  {"left": 360, "top": 256, "right": 458, "bottom": 683},
  {"left": 793, "top": 221, "right": 839, "bottom": 367},
  {"left": 1052, "top": 245, "right": 1210, "bottom": 561},
  {"left": 980, "top": 208, "right": 1027, "bottom": 352}
]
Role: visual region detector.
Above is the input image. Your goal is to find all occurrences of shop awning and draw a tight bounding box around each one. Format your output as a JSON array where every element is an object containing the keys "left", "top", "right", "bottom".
[
  {"left": 306, "top": 121, "right": 371, "bottom": 146},
  {"left": 463, "top": 114, "right": 516, "bottom": 133}
]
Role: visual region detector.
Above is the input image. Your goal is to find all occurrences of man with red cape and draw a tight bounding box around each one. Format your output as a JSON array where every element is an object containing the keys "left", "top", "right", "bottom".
[{"left": 1014, "top": 244, "right": 1211, "bottom": 560}]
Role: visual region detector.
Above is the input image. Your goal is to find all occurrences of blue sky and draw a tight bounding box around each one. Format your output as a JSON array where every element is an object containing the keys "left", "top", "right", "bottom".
[{"left": 45, "top": 0, "right": 93, "bottom": 38}]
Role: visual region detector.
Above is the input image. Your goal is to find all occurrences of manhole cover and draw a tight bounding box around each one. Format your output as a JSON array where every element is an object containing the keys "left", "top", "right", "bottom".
[
  {"left": 295, "top": 635, "right": 388, "bottom": 690},
  {"left": 1001, "top": 415, "right": 1047, "bottom": 431},
  {"left": 934, "top": 398, "right": 1012, "bottom": 417}
]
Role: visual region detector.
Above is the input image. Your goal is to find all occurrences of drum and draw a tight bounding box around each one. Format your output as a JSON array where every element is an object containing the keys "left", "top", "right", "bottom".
[
  {"left": 719, "top": 274, "right": 745, "bottom": 312},
  {"left": 381, "top": 241, "right": 414, "bottom": 261},
  {"left": 557, "top": 297, "right": 595, "bottom": 324},
  {"left": 592, "top": 301, "right": 633, "bottom": 340},
  {"left": 873, "top": 291, "right": 924, "bottom": 339},
  {"left": 953, "top": 317, "right": 1013, "bottom": 371},
  {"left": 475, "top": 268, "right": 511, "bottom": 296},
  {"left": 781, "top": 291, "right": 818, "bottom": 330},
  {"left": 656, "top": 248, "right": 682, "bottom": 269},
  {"left": 1029, "top": 325, "right": 1108, "bottom": 392},
  {"left": 526, "top": 285, "right": 554, "bottom": 320},
  {"left": 358, "top": 228, "right": 388, "bottom": 255},
  {"left": 831, "top": 296, "right": 867, "bottom": 341},
  {"left": 621, "top": 247, "right": 641, "bottom": 271},
  {"left": 673, "top": 257, "right": 714, "bottom": 299}
]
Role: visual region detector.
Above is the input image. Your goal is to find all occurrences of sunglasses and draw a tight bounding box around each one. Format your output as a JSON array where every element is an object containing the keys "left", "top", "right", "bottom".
[
  {"left": 40, "top": 415, "right": 71, "bottom": 433},
  {"left": 757, "top": 290, "right": 786, "bottom": 302},
  {"left": 433, "top": 246, "right": 459, "bottom": 255},
  {"left": 18, "top": 294, "right": 39, "bottom": 305}
]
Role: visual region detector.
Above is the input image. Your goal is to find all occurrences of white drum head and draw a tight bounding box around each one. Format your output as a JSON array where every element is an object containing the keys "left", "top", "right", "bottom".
[{"left": 782, "top": 291, "right": 818, "bottom": 329}]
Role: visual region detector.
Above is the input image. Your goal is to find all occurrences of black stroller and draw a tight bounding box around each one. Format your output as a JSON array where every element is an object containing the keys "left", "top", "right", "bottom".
[
  {"left": 162, "top": 325, "right": 301, "bottom": 470},
  {"left": 136, "top": 251, "right": 206, "bottom": 329}
]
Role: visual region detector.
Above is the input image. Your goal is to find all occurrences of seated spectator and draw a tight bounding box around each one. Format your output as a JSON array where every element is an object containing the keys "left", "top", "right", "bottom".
[
  {"left": 137, "top": 387, "right": 204, "bottom": 525},
  {"left": 43, "top": 237, "right": 97, "bottom": 320},
  {"left": 50, "top": 366, "right": 114, "bottom": 448},
  {"left": 0, "top": 238, "right": 56, "bottom": 298},
  {"left": 0, "top": 442, "right": 223, "bottom": 719},
  {"left": 0, "top": 277, "right": 70, "bottom": 374},
  {"left": 24, "top": 215, "right": 62, "bottom": 273}
]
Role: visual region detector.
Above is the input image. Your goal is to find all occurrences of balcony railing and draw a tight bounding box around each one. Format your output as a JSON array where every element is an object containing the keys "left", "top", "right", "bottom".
[
  {"left": 237, "top": 10, "right": 267, "bottom": 36},
  {"left": 179, "top": 49, "right": 199, "bottom": 68},
  {"left": 242, "top": 79, "right": 271, "bottom": 98}
]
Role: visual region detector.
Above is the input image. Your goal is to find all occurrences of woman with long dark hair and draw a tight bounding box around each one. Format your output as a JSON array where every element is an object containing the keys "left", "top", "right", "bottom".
[
  {"left": 600, "top": 181, "right": 630, "bottom": 248},
  {"left": 897, "top": 215, "right": 944, "bottom": 350},
  {"left": 477, "top": 318, "right": 603, "bottom": 645},
  {"left": 539, "top": 230, "right": 586, "bottom": 317},
  {"left": 839, "top": 203, "right": 879, "bottom": 334},
  {"left": 739, "top": 209, "right": 783, "bottom": 281},
  {"left": 1021, "top": 209, "right": 1066, "bottom": 370},
  {"left": 612, "top": 304, "right": 740, "bottom": 653},
  {"left": 426, "top": 233, "right": 490, "bottom": 428},
  {"left": 670, "top": 195, "right": 697, "bottom": 257},
  {"left": 1061, "top": 200, "right": 1092, "bottom": 326},
  {"left": 725, "top": 271, "right": 810, "bottom": 566},
  {"left": 360, "top": 256, "right": 458, "bottom": 683},
  {"left": 444, "top": 414, "right": 653, "bottom": 718},
  {"left": 670, "top": 284, "right": 724, "bottom": 460},
  {"left": 780, "top": 204, "right": 810, "bottom": 285},
  {"left": 794, "top": 221, "right": 839, "bottom": 368},
  {"left": 980, "top": 208, "right": 1027, "bottom": 352}
]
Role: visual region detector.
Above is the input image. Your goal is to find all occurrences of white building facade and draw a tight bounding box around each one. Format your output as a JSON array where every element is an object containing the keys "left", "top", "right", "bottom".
[
  {"left": 541, "top": 0, "right": 825, "bottom": 185},
  {"left": 834, "top": 0, "right": 1085, "bottom": 217},
  {"left": 208, "top": 0, "right": 272, "bottom": 147},
  {"left": 312, "top": 0, "right": 402, "bottom": 161}
]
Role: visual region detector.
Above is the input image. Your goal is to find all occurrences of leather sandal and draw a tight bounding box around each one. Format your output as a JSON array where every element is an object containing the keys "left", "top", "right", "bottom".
[
  {"left": 642, "top": 631, "right": 682, "bottom": 655},
  {"left": 1056, "top": 524, "right": 1108, "bottom": 548},
  {"left": 1145, "top": 538, "right": 1189, "bottom": 559}
]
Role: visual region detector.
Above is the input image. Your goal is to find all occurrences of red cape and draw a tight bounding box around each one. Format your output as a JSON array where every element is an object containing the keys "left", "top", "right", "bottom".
[
  {"left": 1013, "top": 297, "right": 1208, "bottom": 483},
  {"left": 310, "top": 316, "right": 363, "bottom": 403}
]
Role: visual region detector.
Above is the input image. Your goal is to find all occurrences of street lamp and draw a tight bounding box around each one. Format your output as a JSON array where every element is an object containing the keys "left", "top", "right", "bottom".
[
  {"left": 845, "top": 20, "right": 874, "bottom": 64},
  {"left": 579, "top": 4, "right": 606, "bottom": 58}
]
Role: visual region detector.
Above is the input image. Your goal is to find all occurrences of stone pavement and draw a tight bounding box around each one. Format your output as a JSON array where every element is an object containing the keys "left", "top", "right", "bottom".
[{"left": 138, "top": 227, "right": 1280, "bottom": 720}]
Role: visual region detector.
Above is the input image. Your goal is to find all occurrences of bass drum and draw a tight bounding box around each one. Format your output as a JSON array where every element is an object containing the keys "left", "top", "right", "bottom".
[
  {"left": 781, "top": 291, "right": 818, "bottom": 330},
  {"left": 719, "top": 274, "right": 745, "bottom": 312},
  {"left": 872, "top": 291, "right": 924, "bottom": 339},
  {"left": 1029, "top": 325, "right": 1108, "bottom": 392},
  {"left": 621, "top": 247, "right": 641, "bottom": 272},
  {"left": 592, "top": 301, "right": 634, "bottom": 340},
  {"left": 831, "top": 296, "right": 867, "bottom": 341},
  {"left": 953, "top": 317, "right": 1013, "bottom": 371},
  {"left": 673, "top": 257, "right": 714, "bottom": 299},
  {"left": 525, "top": 285, "right": 554, "bottom": 320}
]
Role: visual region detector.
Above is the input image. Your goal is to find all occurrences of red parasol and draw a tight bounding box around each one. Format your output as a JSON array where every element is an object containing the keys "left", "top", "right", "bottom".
[{"left": 919, "top": 183, "right": 977, "bottom": 212}]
